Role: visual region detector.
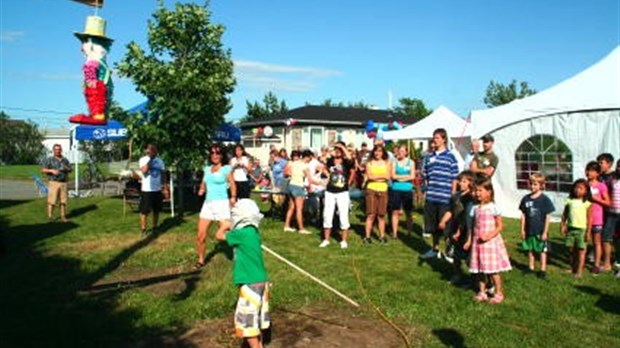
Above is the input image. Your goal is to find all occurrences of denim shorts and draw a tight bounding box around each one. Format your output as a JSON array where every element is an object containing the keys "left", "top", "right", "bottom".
[{"left": 287, "top": 184, "right": 306, "bottom": 198}]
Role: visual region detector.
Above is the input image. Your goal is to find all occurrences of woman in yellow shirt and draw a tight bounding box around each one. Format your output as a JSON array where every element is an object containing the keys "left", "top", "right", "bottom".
[{"left": 364, "top": 144, "right": 392, "bottom": 244}]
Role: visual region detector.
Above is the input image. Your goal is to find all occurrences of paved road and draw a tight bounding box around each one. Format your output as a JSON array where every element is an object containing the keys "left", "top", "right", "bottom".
[{"left": 0, "top": 179, "right": 40, "bottom": 200}]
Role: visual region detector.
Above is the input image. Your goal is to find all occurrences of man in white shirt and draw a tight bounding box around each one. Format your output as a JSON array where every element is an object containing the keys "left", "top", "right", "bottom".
[{"left": 139, "top": 144, "right": 166, "bottom": 234}]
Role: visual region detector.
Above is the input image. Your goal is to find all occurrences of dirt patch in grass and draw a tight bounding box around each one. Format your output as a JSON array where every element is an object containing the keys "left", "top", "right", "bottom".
[{"left": 175, "top": 304, "right": 416, "bottom": 348}]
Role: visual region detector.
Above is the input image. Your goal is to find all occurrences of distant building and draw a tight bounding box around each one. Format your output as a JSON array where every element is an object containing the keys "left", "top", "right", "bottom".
[
  {"left": 239, "top": 105, "right": 410, "bottom": 160},
  {"left": 41, "top": 128, "right": 82, "bottom": 161}
]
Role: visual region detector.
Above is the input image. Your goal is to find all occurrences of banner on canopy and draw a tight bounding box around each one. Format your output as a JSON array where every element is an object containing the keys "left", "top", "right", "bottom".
[{"left": 74, "top": 120, "right": 128, "bottom": 141}]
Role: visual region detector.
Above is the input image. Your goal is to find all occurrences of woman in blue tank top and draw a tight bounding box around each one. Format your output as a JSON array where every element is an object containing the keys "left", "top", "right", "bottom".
[{"left": 390, "top": 145, "right": 415, "bottom": 238}]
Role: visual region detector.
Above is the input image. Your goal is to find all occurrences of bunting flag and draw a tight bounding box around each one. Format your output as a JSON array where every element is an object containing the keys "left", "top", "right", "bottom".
[{"left": 70, "top": 0, "right": 104, "bottom": 8}]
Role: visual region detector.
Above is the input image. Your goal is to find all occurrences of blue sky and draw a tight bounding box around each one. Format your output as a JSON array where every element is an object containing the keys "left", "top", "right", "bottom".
[{"left": 1, "top": 0, "right": 619, "bottom": 129}]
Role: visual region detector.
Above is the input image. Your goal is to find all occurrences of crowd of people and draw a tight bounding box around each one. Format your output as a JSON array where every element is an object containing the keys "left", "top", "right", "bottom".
[{"left": 40, "top": 130, "right": 619, "bottom": 347}]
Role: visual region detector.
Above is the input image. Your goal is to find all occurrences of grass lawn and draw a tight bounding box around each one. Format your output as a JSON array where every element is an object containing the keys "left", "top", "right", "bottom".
[
  {"left": 0, "top": 164, "right": 113, "bottom": 181},
  {"left": 0, "top": 196, "right": 618, "bottom": 347},
  {"left": 0, "top": 165, "right": 52, "bottom": 181}
]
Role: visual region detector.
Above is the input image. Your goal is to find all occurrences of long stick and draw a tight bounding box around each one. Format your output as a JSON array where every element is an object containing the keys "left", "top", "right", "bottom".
[{"left": 261, "top": 244, "right": 360, "bottom": 308}]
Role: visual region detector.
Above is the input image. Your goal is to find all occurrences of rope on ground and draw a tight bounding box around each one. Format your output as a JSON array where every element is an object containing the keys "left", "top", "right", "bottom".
[
  {"left": 351, "top": 256, "right": 412, "bottom": 348},
  {"left": 262, "top": 244, "right": 360, "bottom": 308}
]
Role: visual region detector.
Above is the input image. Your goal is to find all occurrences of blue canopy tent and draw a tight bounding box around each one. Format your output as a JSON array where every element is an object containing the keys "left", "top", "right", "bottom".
[
  {"left": 213, "top": 123, "right": 241, "bottom": 142},
  {"left": 71, "top": 120, "right": 128, "bottom": 196}
]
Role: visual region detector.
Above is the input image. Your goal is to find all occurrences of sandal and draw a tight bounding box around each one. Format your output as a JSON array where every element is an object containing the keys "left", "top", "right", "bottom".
[
  {"left": 474, "top": 292, "right": 488, "bottom": 302},
  {"left": 194, "top": 261, "right": 206, "bottom": 270},
  {"left": 489, "top": 294, "right": 505, "bottom": 304}
]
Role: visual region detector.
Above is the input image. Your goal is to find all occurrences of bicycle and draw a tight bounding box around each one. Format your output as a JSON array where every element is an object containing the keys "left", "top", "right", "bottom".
[{"left": 82, "top": 158, "right": 105, "bottom": 189}]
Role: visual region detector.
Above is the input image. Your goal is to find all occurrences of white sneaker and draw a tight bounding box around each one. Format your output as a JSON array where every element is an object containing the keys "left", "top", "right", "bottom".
[
  {"left": 422, "top": 233, "right": 431, "bottom": 238},
  {"left": 283, "top": 227, "right": 296, "bottom": 232},
  {"left": 340, "top": 241, "right": 348, "bottom": 249},
  {"left": 420, "top": 249, "right": 438, "bottom": 259},
  {"left": 298, "top": 229, "right": 312, "bottom": 235},
  {"left": 444, "top": 253, "right": 454, "bottom": 264},
  {"left": 319, "top": 240, "right": 330, "bottom": 248}
]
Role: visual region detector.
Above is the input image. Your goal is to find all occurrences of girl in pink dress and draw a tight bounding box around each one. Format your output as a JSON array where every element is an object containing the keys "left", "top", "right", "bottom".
[{"left": 468, "top": 179, "right": 512, "bottom": 304}]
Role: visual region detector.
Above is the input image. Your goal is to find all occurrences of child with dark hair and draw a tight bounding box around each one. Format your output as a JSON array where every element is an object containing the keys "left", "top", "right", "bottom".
[
  {"left": 438, "top": 170, "right": 475, "bottom": 284},
  {"left": 561, "top": 179, "right": 592, "bottom": 277},
  {"left": 597, "top": 153, "right": 617, "bottom": 273},
  {"left": 585, "top": 161, "right": 611, "bottom": 274},
  {"left": 519, "top": 173, "right": 555, "bottom": 278},
  {"left": 468, "top": 178, "right": 511, "bottom": 304},
  {"left": 604, "top": 159, "right": 620, "bottom": 276}
]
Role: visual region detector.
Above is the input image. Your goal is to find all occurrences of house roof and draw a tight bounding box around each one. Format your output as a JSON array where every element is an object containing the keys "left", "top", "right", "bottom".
[{"left": 240, "top": 105, "right": 409, "bottom": 128}]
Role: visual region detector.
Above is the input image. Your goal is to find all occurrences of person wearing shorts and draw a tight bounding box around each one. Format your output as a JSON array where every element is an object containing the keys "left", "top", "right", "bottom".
[
  {"left": 561, "top": 179, "right": 592, "bottom": 277},
  {"left": 139, "top": 144, "right": 166, "bottom": 234},
  {"left": 41, "top": 144, "right": 72, "bottom": 222},
  {"left": 216, "top": 199, "right": 270, "bottom": 348},
  {"left": 230, "top": 144, "right": 253, "bottom": 199},
  {"left": 364, "top": 144, "right": 391, "bottom": 244},
  {"left": 283, "top": 150, "right": 319, "bottom": 234},
  {"left": 389, "top": 145, "right": 415, "bottom": 239},
  {"left": 518, "top": 173, "right": 555, "bottom": 278},
  {"left": 195, "top": 143, "right": 237, "bottom": 269}
]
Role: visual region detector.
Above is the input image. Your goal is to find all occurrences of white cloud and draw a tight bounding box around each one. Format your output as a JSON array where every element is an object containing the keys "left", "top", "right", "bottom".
[
  {"left": 1, "top": 30, "right": 25, "bottom": 42},
  {"left": 234, "top": 60, "right": 343, "bottom": 92}
]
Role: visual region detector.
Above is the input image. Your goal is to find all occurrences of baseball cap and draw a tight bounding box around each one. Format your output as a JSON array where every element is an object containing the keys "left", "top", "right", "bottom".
[{"left": 481, "top": 134, "right": 495, "bottom": 143}]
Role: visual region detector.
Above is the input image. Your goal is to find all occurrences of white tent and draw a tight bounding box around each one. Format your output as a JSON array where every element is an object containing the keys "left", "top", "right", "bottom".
[
  {"left": 470, "top": 46, "right": 620, "bottom": 218},
  {"left": 382, "top": 105, "right": 471, "bottom": 171},
  {"left": 382, "top": 105, "right": 471, "bottom": 141}
]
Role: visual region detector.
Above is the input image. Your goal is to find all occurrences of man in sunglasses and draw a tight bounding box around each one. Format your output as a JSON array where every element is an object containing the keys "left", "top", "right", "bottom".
[{"left": 470, "top": 134, "right": 498, "bottom": 179}]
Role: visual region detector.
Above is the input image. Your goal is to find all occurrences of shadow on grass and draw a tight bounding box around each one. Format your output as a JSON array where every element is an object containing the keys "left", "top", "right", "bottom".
[
  {"left": 575, "top": 285, "right": 620, "bottom": 315},
  {"left": 80, "top": 216, "right": 185, "bottom": 287},
  {"left": 0, "top": 199, "right": 32, "bottom": 210},
  {"left": 432, "top": 328, "right": 469, "bottom": 348},
  {"left": 399, "top": 223, "right": 455, "bottom": 282},
  {"left": 0, "top": 216, "right": 198, "bottom": 347},
  {"left": 67, "top": 204, "right": 98, "bottom": 219}
]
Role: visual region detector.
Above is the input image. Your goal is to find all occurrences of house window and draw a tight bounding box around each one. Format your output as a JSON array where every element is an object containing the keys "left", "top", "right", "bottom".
[
  {"left": 291, "top": 128, "right": 302, "bottom": 149},
  {"left": 310, "top": 127, "right": 324, "bottom": 149},
  {"left": 515, "top": 134, "right": 573, "bottom": 193},
  {"left": 326, "top": 130, "right": 336, "bottom": 146}
]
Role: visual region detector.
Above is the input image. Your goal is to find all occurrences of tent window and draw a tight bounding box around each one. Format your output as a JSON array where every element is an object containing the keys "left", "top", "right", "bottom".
[{"left": 515, "top": 134, "right": 573, "bottom": 193}]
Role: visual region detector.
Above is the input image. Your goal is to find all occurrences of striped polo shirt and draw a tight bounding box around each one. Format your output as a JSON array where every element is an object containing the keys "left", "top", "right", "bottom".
[{"left": 424, "top": 149, "right": 458, "bottom": 205}]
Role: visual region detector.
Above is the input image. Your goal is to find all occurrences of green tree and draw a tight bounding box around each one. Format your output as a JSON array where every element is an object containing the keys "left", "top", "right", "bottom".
[
  {"left": 116, "top": 1, "right": 235, "bottom": 213},
  {"left": 306, "top": 99, "right": 372, "bottom": 109},
  {"left": 394, "top": 97, "right": 433, "bottom": 121},
  {"left": 0, "top": 112, "right": 46, "bottom": 164},
  {"left": 484, "top": 80, "right": 537, "bottom": 107},
  {"left": 241, "top": 91, "right": 288, "bottom": 122}
]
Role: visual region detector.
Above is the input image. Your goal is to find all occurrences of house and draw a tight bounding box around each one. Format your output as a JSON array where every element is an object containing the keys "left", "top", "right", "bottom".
[
  {"left": 41, "top": 128, "right": 73, "bottom": 156},
  {"left": 470, "top": 46, "right": 620, "bottom": 218},
  {"left": 239, "top": 105, "right": 411, "bottom": 160}
]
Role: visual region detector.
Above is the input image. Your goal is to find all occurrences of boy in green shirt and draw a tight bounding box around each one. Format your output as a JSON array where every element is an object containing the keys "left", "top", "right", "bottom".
[{"left": 216, "top": 199, "right": 270, "bottom": 348}]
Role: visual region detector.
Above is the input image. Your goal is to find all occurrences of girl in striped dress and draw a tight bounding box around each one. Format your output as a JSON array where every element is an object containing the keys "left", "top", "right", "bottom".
[{"left": 468, "top": 178, "right": 512, "bottom": 303}]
